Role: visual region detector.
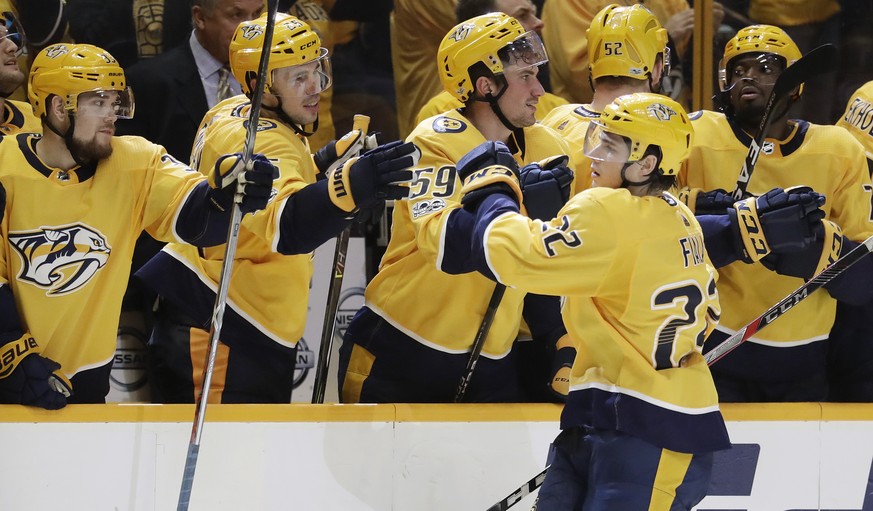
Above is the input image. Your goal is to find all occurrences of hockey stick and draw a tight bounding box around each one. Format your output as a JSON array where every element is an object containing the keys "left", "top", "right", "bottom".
[
  {"left": 455, "top": 283, "right": 506, "bottom": 402},
  {"left": 176, "top": 1, "right": 278, "bottom": 509},
  {"left": 311, "top": 114, "right": 371, "bottom": 404},
  {"left": 731, "top": 43, "right": 838, "bottom": 200},
  {"left": 486, "top": 465, "right": 550, "bottom": 511},
  {"left": 705, "top": 235, "right": 873, "bottom": 365}
]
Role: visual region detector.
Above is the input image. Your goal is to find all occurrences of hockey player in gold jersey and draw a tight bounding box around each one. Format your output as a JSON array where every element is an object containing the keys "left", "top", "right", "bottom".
[
  {"left": 680, "top": 26, "right": 873, "bottom": 402},
  {"left": 0, "top": 43, "right": 275, "bottom": 408},
  {"left": 448, "top": 93, "right": 729, "bottom": 509},
  {"left": 542, "top": 3, "right": 669, "bottom": 195},
  {"left": 415, "top": 0, "right": 569, "bottom": 127},
  {"left": 0, "top": 11, "right": 38, "bottom": 136},
  {"left": 337, "top": 12, "right": 574, "bottom": 403},
  {"left": 136, "top": 13, "right": 418, "bottom": 403}
]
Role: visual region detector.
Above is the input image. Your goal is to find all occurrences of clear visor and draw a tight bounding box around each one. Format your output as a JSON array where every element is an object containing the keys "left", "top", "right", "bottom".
[
  {"left": 0, "top": 11, "right": 25, "bottom": 57},
  {"left": 583, "top": 121, "right": 633, "bottom": 163},
  {"left": 271, "top": 48, "right": 332, "bottom": 98},
  {"left": 74, "top": 88, "right": 135, "bottom": 119},
  {"left": 719, "top": 53, "right": 786, "bottom": 92},
  {"left": 497, "top": 31, "right": 548, "bottom": 73}
]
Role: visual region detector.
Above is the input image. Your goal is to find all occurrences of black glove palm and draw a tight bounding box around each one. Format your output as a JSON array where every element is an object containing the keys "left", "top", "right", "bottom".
[
  {"left": 210, "top": 153, "right": 278, "bottom": 214},
  {"left": 328, "top": 140, "right": 420, "bottom": 213},
  {"left": 0, "top": 353, "right": 69, "bottom": 410},
  {"left": 519, "top": 155, "right": 574, "bottom": 220}
]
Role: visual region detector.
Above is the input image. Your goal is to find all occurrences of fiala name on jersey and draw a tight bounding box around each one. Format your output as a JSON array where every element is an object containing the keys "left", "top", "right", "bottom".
[{"left": 8, "top": 223, "right": 111, "bottom": 296}]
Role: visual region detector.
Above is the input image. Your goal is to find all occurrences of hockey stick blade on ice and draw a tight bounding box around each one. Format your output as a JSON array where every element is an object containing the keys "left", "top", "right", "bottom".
[
  {"left": 455, "top": 283, "right": 506, "bottom": 402},
  {"left": 731, "top": 43, "right": 839, "bottom": 200},
  {"left": 312, "top": 115, "right": 371, "bottom": 404},
  {"left": 705, "top": 235, "right": 873, "bottom": 365},
  {"left": 486, "top": 465, "right": 550, "bottom": 511},
  {"left": 177, "top": 1, "right": 279, "bottom": 509}
]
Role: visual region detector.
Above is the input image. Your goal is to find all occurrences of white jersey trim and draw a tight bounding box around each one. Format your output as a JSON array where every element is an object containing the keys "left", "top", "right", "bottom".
[
  {"left": 162, "top": 246, "right": 297, "bottom": 348},
  {"left": 714, "top": 325, "right": 828, "bottom": 347},
  {"left": 364, "top": 301, "right": 512, "bottom": 360},
  {"left": 571, "top": 381, "right": 722, "bottom": 415}
]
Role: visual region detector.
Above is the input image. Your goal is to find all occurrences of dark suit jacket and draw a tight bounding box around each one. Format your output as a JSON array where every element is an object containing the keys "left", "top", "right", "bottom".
[{"left": 116, "top": 42, "right": 207, "bottom": 164}]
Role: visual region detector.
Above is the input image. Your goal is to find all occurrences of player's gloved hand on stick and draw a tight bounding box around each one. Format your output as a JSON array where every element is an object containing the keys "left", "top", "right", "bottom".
[
  {"left": 547, "top": 334, "right": 575, "bottom": 401},
  {"left": 728, "top": 186, "right": 825, "bottom": 263},
  {"left": 519, "top": 155, "right": 574, "bottom": 220},
  {"left": 314, "top": 127, "right": 379, "bottom": 176},
  {"left": 455, "top": 141, "right": 523, "bottom": 209},
  {"left": 209, "top": 153, "right": 277, "bottom": 214},
  {"left": 328, "top": 140, "right": 420, "bottom": 213},
  {"left": 678, "top": 187, "right": 737, "bottom": 215},
  {"left": 0, "top": 333, "right": 72, "bottom": 410}
]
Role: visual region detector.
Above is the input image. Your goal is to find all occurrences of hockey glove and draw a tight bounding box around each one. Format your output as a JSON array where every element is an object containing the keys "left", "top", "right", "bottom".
[
  {"left": 728, "top": 186, "right": 825, "bottom": 263},
  {"left": 314, "top": 128, "right": 379, "bottom": 176},
  {"left": 761, "top": 219, "right": 844, "bottom": 280},
  {"left": 678, "top": 187, "right": 737, "bottom": 215},
  {"left": 328, "top": 140, "right": 420, "bottom": 213},
  {"left": 455, "top": 141, "right": 523, "bottom": 209},
  {"left": 519, "top": 155, "right": 574, "bottom": 221},
  {"left": 548, "top": 335, "right": 575, "bottom": 400},
  {"left": 0, "top": 333, "right": 72, "bottom": 409},
  {"left": 209, "top": 153, "right": 278, "bottom": 214}
]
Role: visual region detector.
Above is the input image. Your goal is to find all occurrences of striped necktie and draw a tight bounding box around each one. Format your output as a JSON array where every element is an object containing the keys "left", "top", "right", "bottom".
[{"left": 216, "top": 66, "right": 232, "bottom": 102}]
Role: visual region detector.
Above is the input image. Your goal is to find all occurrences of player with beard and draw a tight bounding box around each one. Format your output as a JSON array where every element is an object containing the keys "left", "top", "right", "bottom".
[
  {"left": 0, "top": 43, "right": 275, "bottom": 409},
  {"left": 337, "top": 13, "right": 574, "bottom": 404},
  {"left": 135, "top": 14, "right": 418, "bottom": 404},
  {"left": 0, "top": 11, "right": 38, "bottom": 136},
  {"left": 678, "top": 25, "right": 873, "bottom": 402}
]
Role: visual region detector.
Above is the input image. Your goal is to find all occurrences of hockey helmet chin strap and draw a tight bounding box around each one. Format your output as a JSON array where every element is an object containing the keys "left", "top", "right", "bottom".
[
  {"left": 619, "top": 159, "right": 657, "bottom": 190},
  {"left": 262, "top": 95, "right": 318, "bottom": 137},
  {"left": 43, "top": 111, "right": 94, "bottom": 168},
  {"left": 473, "top": 78, "right": 527, "bottom": 158}
]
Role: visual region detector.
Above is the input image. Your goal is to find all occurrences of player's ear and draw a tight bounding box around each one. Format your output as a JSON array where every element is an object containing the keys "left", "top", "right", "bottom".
[
  {"left": 48, "top": 95, "right": 67, "bottom": 123},
  {"left": 639, "top": 153, "right": 659, "bottom": 178},
  {"left": 474, "top": 75, "right": 495, "bottom": 97}
]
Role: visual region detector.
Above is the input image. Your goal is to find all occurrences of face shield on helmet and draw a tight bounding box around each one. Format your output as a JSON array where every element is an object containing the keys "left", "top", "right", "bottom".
[
  {"left": 583, "top": 92, "right": 692, "bottom": 176},
  {"left": 718, "top": 24, "right": 802, "bottom": 93},
  {"left": 73, "top": 88, "right": 135, "bottom": 119},
  {"left": 266, "top": 47, "right": 332, "bottom": 98},
  {"left": 0, "top": 11, "right": 24, "bottom": 57},
  {"left": 497, "top": 30, "right": 548, "bottom": 75}
]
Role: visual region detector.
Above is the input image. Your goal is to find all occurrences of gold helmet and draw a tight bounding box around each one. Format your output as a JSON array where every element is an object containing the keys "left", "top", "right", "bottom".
[
  {"left": 229, "top": 12, "right": 332, "bottom": 96},
  {"left": 28, "top": 43, "right": 134, "bottom": 119},
  {"left": 587, "top": 4, "right": 668, "bottom": 81},
  {"left": 437, "top": 12, "right": 548, "bottom": 102},
  {"left": 718, "top": 24, "right": 803, "bottom": 93},
  {"left": 583, "top": 92, "right": 692, "bottom": 176}
]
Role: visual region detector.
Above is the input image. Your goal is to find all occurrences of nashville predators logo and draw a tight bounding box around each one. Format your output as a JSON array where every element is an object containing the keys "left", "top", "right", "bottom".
[
  {"left": 646, "top": 103, "right": 677, "bottom": 121},
  {"left": 448, "top": 23, "right": 474, "bottom": 42},
  {"left": 8, "top": 224, "right": 112, "bottom": 296},
  {"left": 240, "top": 24, "right": 264, "bottom": 41},
  {"left": 432, "top": 116, "right": 467, "bottom": 133},
  {"left": 45, "top": 44, "right": 69, "bottom": 59}
]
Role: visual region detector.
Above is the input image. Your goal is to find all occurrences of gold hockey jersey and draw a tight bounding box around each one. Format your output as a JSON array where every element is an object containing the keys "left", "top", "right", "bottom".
[
  {"left": 680, "top": 110, "right": 873, "bottom": 346},
  {"left": 0, "top": 134, "right": 210, "bottom": 376},
  {"left": 154, "top": 97, "right": 318, "bottom": 349},
  {"left": 365, "top": 109, "right": 573, "bottom": 357},
  {"left": 0, "top": 99, "right": 40, "bottom": 136},
  {"left": 541, "top": 102, "right": 601, "bottom": 195},
  {"left": 475, "top": 187, "right": 728, "bottom": 453},
  {"left": 837, "top": 81, "right": 873, "bottom": 163},
  {"left": 415, "top": 90, "right": 569, "bottom": 127}
]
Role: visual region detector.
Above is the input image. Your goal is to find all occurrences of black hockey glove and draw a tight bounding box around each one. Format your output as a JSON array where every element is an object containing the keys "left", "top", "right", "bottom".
[
  {"left": 678, "top": 187, "right": 738, "bottom": 215},
  {"left": 728, "top": 186, "right": 825, "bottom": 263},
  {"left": 519, "top": 155, "right": 574, "bottom": 221},
  {"left": 0, "top": 334, "right": 72, "bottom": 409},
  {"left": 209, "top": 153, "right": 278, "bottom": 215},
  {"left": 327, "top": 140, "right": 419, "bottom": 213},
  {"left": 761, "top": 219, "right": 845, "bottom": 280},
  {"left": 455, "top": 141, "right": 523, "bottom": 209}
]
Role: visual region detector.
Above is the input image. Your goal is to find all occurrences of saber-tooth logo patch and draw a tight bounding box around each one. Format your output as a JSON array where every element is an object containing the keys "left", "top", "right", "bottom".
[{"left": 8, "top": 224, "right": 111, "bottom": 296}]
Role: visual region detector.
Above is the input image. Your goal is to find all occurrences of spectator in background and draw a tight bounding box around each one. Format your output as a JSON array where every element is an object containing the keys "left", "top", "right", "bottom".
[{"left": 0, "top": 11, "right": 39, "bottom": 136}]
